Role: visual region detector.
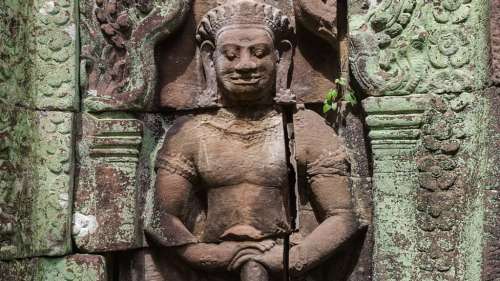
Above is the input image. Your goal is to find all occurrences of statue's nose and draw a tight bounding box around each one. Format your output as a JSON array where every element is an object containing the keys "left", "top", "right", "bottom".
[{"left": 235, "top": 57, "right": 257, "bottom": 73}]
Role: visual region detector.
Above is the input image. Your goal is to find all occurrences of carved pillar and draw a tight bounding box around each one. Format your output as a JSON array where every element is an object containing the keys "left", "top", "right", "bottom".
[
  {"left": 0, "top": 0, "right": 77, "bottom": 260},
  {"left": 349, "top": 0, "right": 491, "bottom": 279},
  {"left": 74, "top": 113, "right": 143, "bottom": 251},
  {"left": 363, "top": 96, "right": 428, "bottom": 280}
]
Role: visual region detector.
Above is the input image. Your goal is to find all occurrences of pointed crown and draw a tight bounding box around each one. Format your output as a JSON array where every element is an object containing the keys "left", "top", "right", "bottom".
[{"left": 196, "top": 0, "right": 293, "bottom": 45}]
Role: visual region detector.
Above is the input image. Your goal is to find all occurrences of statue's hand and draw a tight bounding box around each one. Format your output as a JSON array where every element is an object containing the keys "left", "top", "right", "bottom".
[
  {"left": 176, "top": 241, "right": 275, "bottom": 271},
  {"left": 229, "top": 244, "right": 284, "bottom": 274}
]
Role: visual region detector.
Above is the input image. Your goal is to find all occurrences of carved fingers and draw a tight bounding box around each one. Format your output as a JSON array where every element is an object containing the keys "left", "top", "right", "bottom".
[
  {"left": 227, "top": 240, "right": 277, "bottom": 271},
  {"left": 229, "top": 243, "right": 284, "bottom": 274},
  {"left": 251, "top": 244, "right": 284, "bottom": 274}
]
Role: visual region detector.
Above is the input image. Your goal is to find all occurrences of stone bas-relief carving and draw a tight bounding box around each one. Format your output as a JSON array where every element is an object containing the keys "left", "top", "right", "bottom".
[
  {"left": 145, "top": 1, "right": 361, "bottom": 280},
  {"left": 0, "top": 107, "right": 74, "bottom": 260},
  {"left": 80, "top": 0, "right": 342, "bottom": 112},
  {"left": 349, "top": 0, "right": 492, "bottom": 279}
]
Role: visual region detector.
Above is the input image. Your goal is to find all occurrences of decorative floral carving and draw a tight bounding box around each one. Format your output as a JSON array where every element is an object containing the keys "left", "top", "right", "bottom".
[
  {"left": 417, "top": 155, "right": 457, "bottom": 191},
  {"left": 428, "top": 28, "right": 469, "bottom": 68},
  {"left": 349, "top": 0, "right": 427, "bottom": 96},
  {"left": 33, "top": 0, "right": 77, "bottom": 109},
  {"left": 80, "top": 0, "right": 191, "bottom": 111},
  {"left": 349, "top": 0, "right": 480, "bottom": 96},
  {"left": 416, "top": 93, "right": 469, "bottom": 279}
]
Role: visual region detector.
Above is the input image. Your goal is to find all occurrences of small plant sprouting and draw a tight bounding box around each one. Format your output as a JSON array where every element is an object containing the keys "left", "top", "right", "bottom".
[{"left": 323, "top": 78, "right": 357, "bottom": 114}]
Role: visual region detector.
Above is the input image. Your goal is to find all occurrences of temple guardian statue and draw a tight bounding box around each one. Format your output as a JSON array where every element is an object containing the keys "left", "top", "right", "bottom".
[{"left": 146, "top": 1, "right": 361, "bottom": 280}]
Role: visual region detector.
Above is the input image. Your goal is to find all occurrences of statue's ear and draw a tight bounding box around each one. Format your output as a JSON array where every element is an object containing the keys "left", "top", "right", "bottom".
[
  {"left": 275, "top": 40, "right": 295, "bottom": 104},
  {"left": 199, "top": 41, "right": 218, "bottom": 107}
]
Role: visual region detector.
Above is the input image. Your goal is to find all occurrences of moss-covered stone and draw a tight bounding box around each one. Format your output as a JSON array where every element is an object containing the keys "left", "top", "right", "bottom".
[
  {"left": 0, "top": 254, "right": 106, "bottom": 281},
  {"left": 0, "top": 106, "right": 74, "bottom": 260},
  {"left": 0, "top": 0, "right": 78, "bottom": 111}
]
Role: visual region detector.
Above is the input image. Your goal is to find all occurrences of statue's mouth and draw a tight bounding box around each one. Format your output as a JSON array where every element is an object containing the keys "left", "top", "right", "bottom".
[{"left": 230, "top": 76, "right": 261, "bottom": 85}]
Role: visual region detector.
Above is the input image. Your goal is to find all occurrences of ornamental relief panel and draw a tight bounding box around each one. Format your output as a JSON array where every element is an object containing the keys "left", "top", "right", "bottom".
[{"left": 77, "top": 0, "right": 372, "bottom": 281}]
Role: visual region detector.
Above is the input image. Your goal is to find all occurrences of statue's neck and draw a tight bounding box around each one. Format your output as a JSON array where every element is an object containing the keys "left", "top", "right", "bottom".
[
  {"left": 219, "top": 88, "right": 276, "bottom": 108},
  {"left": 217, "top": 106, "right": 278, "bottom": 121}
]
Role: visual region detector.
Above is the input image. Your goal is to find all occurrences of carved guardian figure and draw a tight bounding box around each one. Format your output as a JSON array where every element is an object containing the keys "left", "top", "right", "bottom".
[{"left": 146, "top": 1, "right": 360, "bottom": 280}]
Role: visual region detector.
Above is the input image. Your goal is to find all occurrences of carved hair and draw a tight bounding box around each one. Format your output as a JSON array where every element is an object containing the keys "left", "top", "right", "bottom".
[{"left": 196, "top": 0, "right": 293, "bottom": 45}]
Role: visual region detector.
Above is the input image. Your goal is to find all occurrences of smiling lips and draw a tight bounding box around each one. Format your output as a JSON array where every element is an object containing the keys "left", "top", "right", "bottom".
[{"left": 230, "top": 76, "right": 261, "bottom": 85}]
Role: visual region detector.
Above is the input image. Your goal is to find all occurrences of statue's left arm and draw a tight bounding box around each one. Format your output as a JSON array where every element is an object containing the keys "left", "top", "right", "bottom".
[{"left": 289, "top": 108, "right": 359, "bottom": 277}]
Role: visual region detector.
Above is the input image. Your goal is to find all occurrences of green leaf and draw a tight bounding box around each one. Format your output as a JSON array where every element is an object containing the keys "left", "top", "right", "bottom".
[
  {"left": 344, "top": 91, "right": 357, "bottom": 105},
  {"left": 331, "top": 103, "right": 338, "bottom": 112},
  {"left": 325, "top": 89, "right": 338, "bottom": 103},
  {"left": 323, "top": 103, "right": 332, "bottom": 113},
  {"left": 335, "top": 77, "right": 347, "bottom": 86}
]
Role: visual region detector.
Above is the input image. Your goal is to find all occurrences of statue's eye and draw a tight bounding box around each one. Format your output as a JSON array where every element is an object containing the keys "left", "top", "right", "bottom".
[
  {"left": 252, "top": 48, "right": 266, "bottom": 58},
  {"left": 251, "top": 46, "right": 269, "bottom": 58},
  {"left": 222, "top": 47, "right": 239, "bottom": 61},
  {"left": 225, "top": 52, "right": 236, "bottom": 60}
]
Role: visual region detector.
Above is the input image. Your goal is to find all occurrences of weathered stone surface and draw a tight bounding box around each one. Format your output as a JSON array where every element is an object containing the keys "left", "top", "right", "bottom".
[
  {"left": 80, "top": 0, "right": 192, "bottom": 111},
  {"left": 371, "top": 156, "right": 419, "bottom": 281},
  {"left": 80, "top": 0, "right": 344, "bottom": 112},
  {"left": 483, "top": 190, "right": 500, "bottom": 281},
  {"left": 415, "top": 94, "right": 469, "bottom": 280},
  {"left": 31, "top": 0, "right": 78, "bottom": 110},
  {"left": 117, "top": 248, "right": 171, "bottom": 281},
  {"left": 353, "top": 0, "right": 492, "bottom": 276},
  {"left": 291, "top": 25, "right": 339, "bottom": 104},
  {"left": 141, "top": 2, "right": 364, "bottom": 280},
  {"left": 74, "top": 112, "right": 143, "bottom": 252},
  {"left": 0, "top": 0, "right": 77, "bottom": 110},
  {"left": 0, "top": 254, "right": 107, "bottom": 281},
  {"left": 292, "top": 105, "right": 373, "bottom": 281},
  {"left": 491, "top": 0, "right": 500, "bottom": 85},
  {"left": 341, "top": 107, "right": 373, "bottom": 281},
  {"left": 0, "top": 107, "right": 74, "bottom": 260},
  {"left": 349, "top": 0, "right": 489, "bottom": 96},
  {"left": 0, "top": 1, "right": 30, "bottom": 108},
  {"left": 157, "top": 0, "right": 218, "bottom": 110},
  {"left": 362, "top": 95, "right": 427, "bottom": 281},
  {"left": 480, "top": 87, "right": 500, "bottom": 281},
  {"left": 363, "top": 89, "right": 494, "bottom": 281}
]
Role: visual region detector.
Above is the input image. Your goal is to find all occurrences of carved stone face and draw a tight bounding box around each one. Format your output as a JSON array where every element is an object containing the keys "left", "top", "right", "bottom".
[{"left": 214, "top": 27, "right": 277, "bottom": 103}]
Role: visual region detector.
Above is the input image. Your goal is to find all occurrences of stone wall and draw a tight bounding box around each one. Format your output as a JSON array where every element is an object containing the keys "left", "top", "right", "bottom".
[
  {"left": 0, "top": 0, "right": 497, "bottom": 280},
  {"left": 349, "top": 0, "right": 498, "bottom": 280}
]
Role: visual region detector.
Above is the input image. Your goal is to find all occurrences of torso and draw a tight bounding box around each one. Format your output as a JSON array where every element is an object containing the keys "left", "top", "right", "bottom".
[
  {"left": 180, "top": 107, "right": 291, "bottom": 241},
  {"left": 193, "top": 107, "right": 288, "bottom": 189}
]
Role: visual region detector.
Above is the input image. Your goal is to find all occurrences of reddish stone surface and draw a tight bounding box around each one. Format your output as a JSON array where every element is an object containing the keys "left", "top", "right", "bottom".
[
  {"left": 481, "top": 88, "right": 500, "bottom": 281},
  {"left": 142, "top": 2, "right": 364, "bottom": 280},
  {"left": 74, "top": 113, "right": 143, "bottom": 252}
]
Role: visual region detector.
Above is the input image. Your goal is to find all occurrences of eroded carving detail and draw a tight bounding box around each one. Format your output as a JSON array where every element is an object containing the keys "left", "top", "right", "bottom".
[
  {"left": 0, "top": 2, "right": 30, "bottom": 107},
  {"left": 349, "top": 0, "right": 426, "bottom": 95},
  {"left": 80, "top": 0, "right": 191, "bottom": 111},
  {"left": 416, "top": 94, "right": 470, "bottom": 280},
  {"left": 349, "top": 0, "right": 486, "bottom": 96},
  {"left": 74, "top": 113, "right": 143, "bottom": 252},
  {"left": 33, "top": 0, "right": 78, "bottom": 110},
  {"left": 0, "top": 108, "right": 74, "bottom": 259}
]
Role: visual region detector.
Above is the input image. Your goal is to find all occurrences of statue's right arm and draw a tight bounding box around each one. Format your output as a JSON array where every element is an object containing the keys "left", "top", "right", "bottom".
[
  {"left": 152, "top": 169, "right": 233, "bottom": 271},
  {"left": 154, "top": 169, "right": 275, "bottom": 271}
]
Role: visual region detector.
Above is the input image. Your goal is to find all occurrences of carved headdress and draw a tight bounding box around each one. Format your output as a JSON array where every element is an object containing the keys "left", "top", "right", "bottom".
[{"left": 196, "top": 0, "right": 293, "bottom": 44}]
